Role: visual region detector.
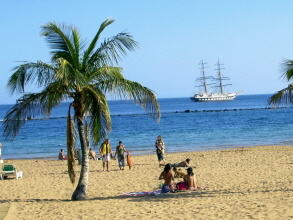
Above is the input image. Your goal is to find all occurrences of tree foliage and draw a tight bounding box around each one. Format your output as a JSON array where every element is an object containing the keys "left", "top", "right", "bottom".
[
  {"left": 4, "top": 19, "right": 160, "bottom": 200},
  {"left": 268, "top": 59, "right": 293, "bottom": 106}
]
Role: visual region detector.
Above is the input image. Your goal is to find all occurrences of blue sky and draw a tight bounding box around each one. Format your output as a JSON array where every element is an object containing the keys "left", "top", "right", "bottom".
[{"left": 1, "top": 1, "right": 293, "bottom": 104}]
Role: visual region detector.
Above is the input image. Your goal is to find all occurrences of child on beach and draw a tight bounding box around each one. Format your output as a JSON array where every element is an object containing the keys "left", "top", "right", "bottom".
[{"left": 89, "top": 148, "right": 97, "bottom": 160}]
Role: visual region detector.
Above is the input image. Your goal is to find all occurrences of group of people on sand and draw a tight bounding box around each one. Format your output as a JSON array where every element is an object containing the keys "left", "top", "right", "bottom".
[
  {"left": 98, "top": 139, "right": 131, "bottom": 172},
  {"left": 155, "top": 135, "right": 191, "bottom": 166},
  {"left": 98, "top": 139, "right": 132, "bottom": 172},
  {"left": 159, "top": 164, "right": 197, "bottom": 192},
  {"left": 59, "top": 135, "right": 195, "bottom": 192},
  {"left": 155, "top": 135, "right": 196, "bottom": 192},
  {"left": 59, "top": 139, "right": 132, "bottom": 172}
]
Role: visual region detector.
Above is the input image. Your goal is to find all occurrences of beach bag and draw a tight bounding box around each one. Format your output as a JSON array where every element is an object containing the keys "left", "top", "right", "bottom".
[
  {"left": 176, "top": 182, "right": 187, "bottom": 191},
  {"left": 127, "top": 152, "right": 133, "bottom": 167}
]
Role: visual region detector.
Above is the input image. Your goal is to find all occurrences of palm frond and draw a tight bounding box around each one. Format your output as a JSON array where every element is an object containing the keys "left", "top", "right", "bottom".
[
  {"left": 81, "top": 86, "right": 111, "bottom": 145},
  {"left": 54, "top": 58, "right": 87, "bottom": 89},
  {"left": 89, "top": 66, "right": 124, "bottom": 82},
  {"left": 7, "top": 61, "right": 55, "bottom": 95},
  {"left": 82, "top": 18, "right": 116, "bottom": 69},
  {"left": 3, "top": 82, "right": 70, "bottom": 139},
  {"left": 268, "top": 84, "right": 293, "bottom": 107},
  {"left": 67, "top": 103, "right": 77, "bottom": 185},
  {"left": 71, "top": 28, "right": 83, "bottom": 65},
  {"left": 89, "top": 32, "right": 138, "bottom": 66},
  {"left": 3, "top": 93, "right": 49, "bottom": 139},
  {"left": 39, "top": 81, "right": 71, "bottom": 112},
  {"left": 281, "top": 59, "right": 293, "bottom": 81},
  {"left": 41, "top": 22, "right": 80, "bottom": 68},
  {"left": 98, "top": 79, "right": 160, "bottom": 122}
]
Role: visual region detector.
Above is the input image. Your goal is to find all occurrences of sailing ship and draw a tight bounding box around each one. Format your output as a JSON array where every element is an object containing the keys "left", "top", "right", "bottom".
[{"left": 190, "top": 60, "right": 242, "bottom": 102}]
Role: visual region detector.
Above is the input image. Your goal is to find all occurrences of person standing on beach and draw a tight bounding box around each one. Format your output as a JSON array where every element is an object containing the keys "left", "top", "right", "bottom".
[
  {"left": 155, "top": 135, "right": 165, "bottom": 167},
  {"left": 99, "top": 139, "right": 112, "bottom": 171},
  {"left": 115, "top": 141, "right": 127, "bottom": 170}
]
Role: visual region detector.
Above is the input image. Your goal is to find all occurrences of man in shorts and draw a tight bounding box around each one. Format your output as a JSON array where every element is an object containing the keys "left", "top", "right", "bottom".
[{"left": 99, "top": 139, "right": 112, "bottom": 171}]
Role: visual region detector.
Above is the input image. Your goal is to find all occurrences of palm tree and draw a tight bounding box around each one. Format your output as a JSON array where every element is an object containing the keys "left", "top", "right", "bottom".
[
  {"left": 268, "top": 59, "right": 293, "bottom": 106},
  {"left": 3, "top": 18, "right": 160, "bottom": 200}
]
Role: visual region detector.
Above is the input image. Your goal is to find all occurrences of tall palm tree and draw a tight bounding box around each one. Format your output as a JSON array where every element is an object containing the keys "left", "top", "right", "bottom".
[
  {"left": 3, "top": 18, "right": 160, "bottom": 200},
  {"left": 268, "top": 59, "right": 293, "bottom": 106}
]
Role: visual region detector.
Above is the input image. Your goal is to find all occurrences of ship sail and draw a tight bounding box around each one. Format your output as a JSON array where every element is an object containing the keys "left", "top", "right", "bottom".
[{"left": 190, "top": 60, "right": 242, "bottom": 102}]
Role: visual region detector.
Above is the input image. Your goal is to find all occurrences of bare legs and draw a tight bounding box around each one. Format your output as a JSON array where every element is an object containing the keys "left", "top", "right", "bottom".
[
  {"left": 103, "top": 161, "right": 110, "bottom": 172},
  {"left": 103, "top": 162, "right": 106, "bottom": 171},
  {"left": 159, "top": 158, "right": 166, "bottom": 167}
]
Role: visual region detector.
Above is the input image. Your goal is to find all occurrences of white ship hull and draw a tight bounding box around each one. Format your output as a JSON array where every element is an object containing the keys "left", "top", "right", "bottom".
[{"left": 190, "top": 92, "right": 238, "bottom": 102}]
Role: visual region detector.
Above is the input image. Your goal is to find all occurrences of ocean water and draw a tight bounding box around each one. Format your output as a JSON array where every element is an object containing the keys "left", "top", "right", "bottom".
[{"left": 0, "top": 94, "right": 293, "bottom": 159}]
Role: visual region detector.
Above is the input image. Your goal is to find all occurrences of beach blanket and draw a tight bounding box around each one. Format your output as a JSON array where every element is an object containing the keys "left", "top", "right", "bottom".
[
  {"left": 122, "top": 190, "right": 161, "bottom": 196},
  {"left": 158, "top": 183, "right": 209, "bottom": 191}
]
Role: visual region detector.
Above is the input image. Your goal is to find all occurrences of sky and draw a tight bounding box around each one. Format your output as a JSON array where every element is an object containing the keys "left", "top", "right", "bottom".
[{"left": 1, "top": 1, "right": 293, "bottom": 104}]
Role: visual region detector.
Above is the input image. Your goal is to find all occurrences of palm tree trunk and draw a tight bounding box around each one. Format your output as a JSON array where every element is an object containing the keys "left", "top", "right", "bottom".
[{"left": 71, "top": 109, "right": 90, "bottom": 201}]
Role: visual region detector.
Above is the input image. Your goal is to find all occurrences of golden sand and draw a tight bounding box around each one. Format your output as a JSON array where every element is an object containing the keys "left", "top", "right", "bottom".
[{"left": 0, "top": 145, "right": 293, "bottom": 220}]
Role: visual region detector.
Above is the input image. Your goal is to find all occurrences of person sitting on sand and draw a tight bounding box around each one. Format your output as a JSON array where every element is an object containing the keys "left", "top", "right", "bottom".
[
  {"left": 89, "top": 148, "right": 97, "bottom": 160},
  {"left": 159, "top": 163, "right": 175, "bottom": 193},
  {"left": 183, "top": 167, "right": 197, "bottom": 190},
  {"left": 58, "top": 149, "right": 65, "bottom": 160}
]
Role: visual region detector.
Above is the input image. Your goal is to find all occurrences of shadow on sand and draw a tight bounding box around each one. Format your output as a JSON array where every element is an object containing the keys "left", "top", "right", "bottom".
[{"left": 1, "top": 187, "right": 292, "bottom": 204}]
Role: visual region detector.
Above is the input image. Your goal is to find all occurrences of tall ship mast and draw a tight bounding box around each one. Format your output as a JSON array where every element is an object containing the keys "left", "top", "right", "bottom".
[
  {"left": 196, "top": 60, "right": 213, "bottom": 94},
  {"left": 190, "top": 60, "right": 242, "bottom": 102}
]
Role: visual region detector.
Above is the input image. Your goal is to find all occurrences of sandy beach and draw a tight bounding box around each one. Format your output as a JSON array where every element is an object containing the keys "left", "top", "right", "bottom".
[{"left": 0, "top": 145, "right": 293, "bottom": 220}]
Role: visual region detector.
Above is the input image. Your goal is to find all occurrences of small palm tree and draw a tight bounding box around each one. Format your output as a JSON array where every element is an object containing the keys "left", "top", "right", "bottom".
[
  {"left": 3, "top": 18, "right": 160, "bottom": 200},
  {"left": 268, "top": 59, "right": 293, "bottom": 106}
]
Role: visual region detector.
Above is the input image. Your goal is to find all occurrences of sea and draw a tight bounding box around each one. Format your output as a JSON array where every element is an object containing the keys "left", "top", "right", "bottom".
[{"left": 0, "top": 94, "right": 293, "bottom": 160}]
